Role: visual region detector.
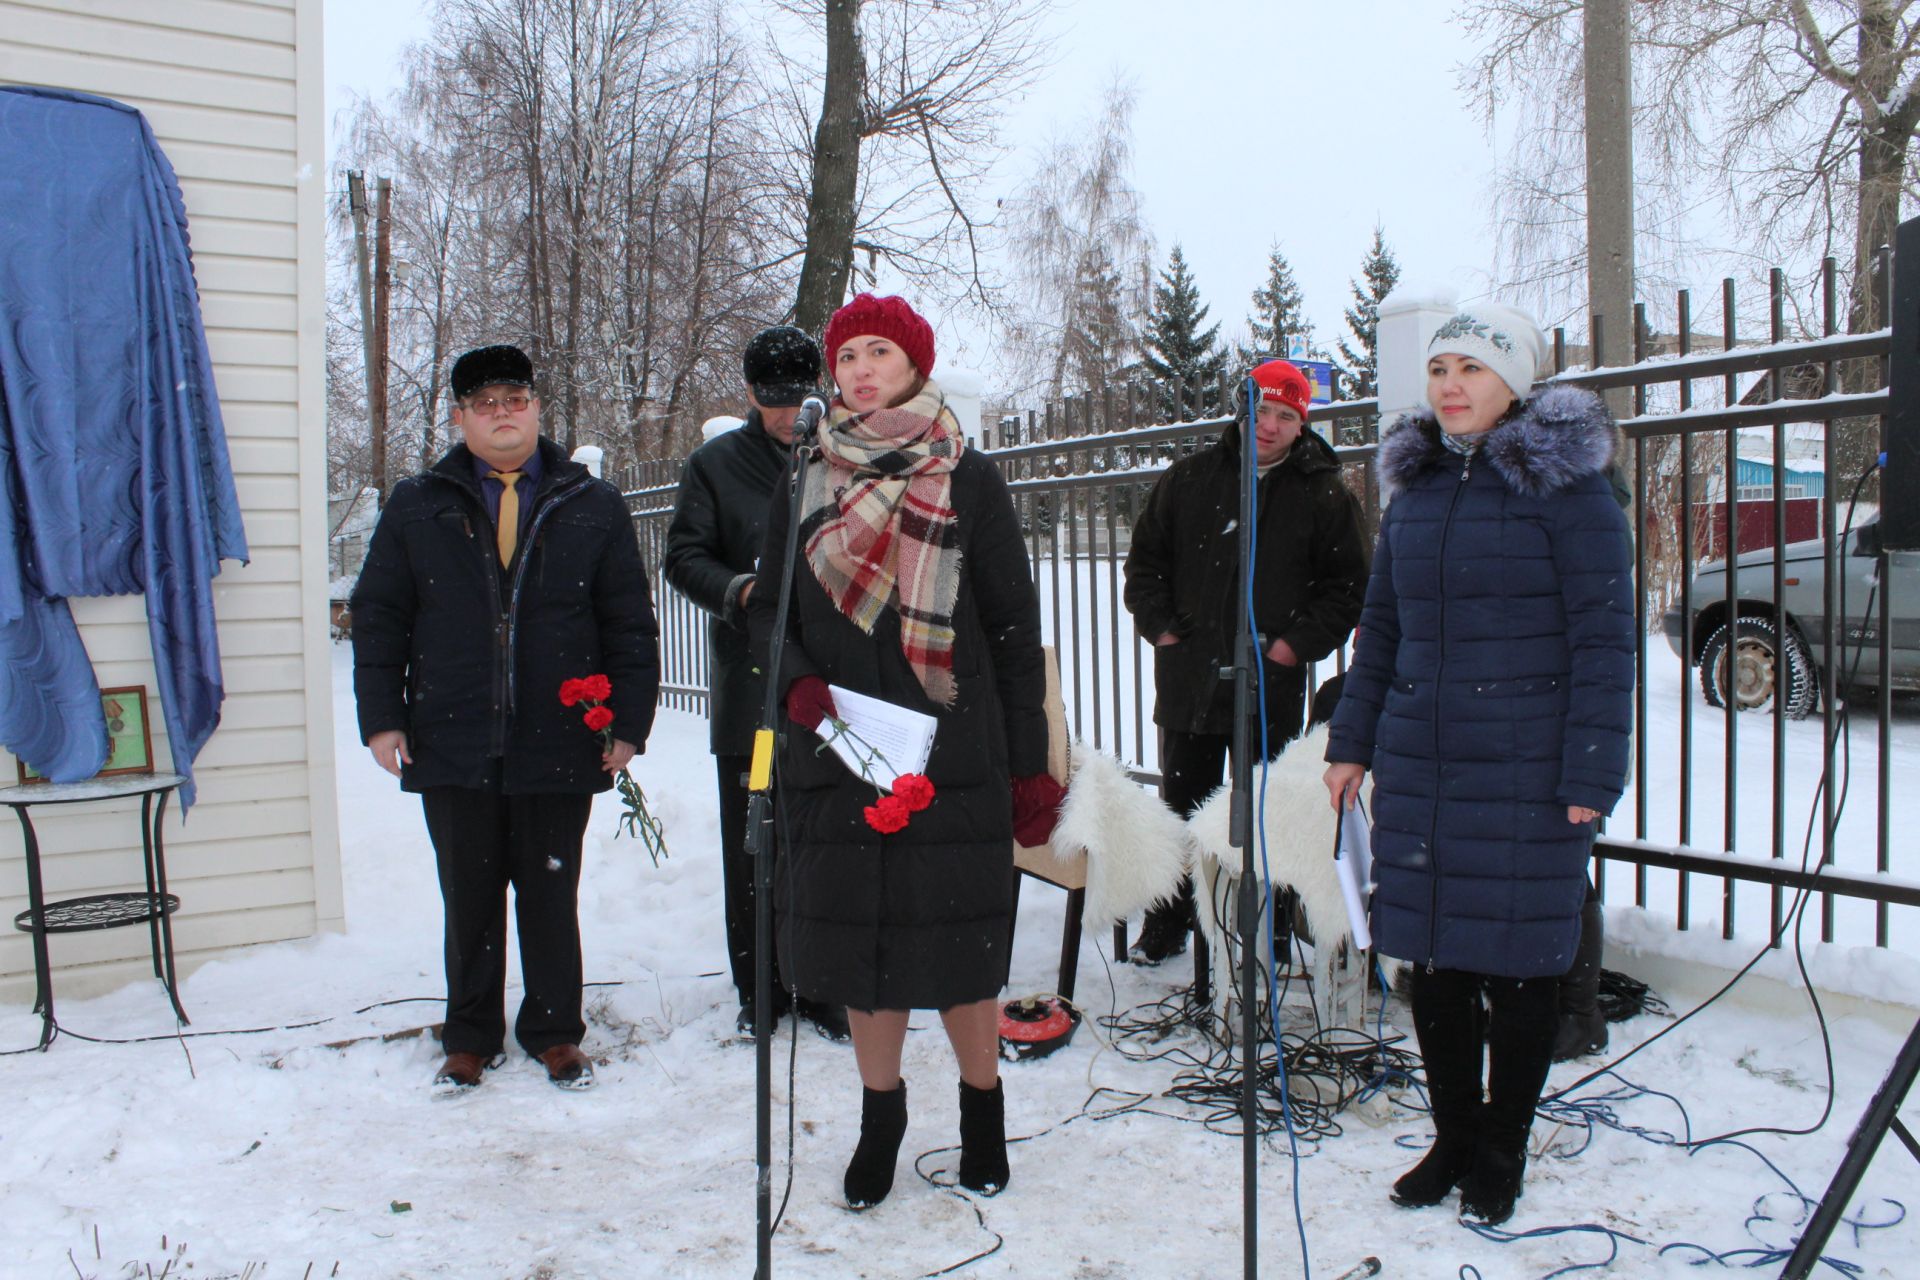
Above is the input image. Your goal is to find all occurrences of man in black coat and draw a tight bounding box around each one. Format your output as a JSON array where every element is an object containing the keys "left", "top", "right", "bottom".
[
  {"left": 664, "top": 326, "right": 849, "bottom": 1041},
  {"left": 352, "top": 344, "right": 660, "bottom": 1092},
  {"left": 1122, "top": 359, "right": 1368, "bottom": 962}
]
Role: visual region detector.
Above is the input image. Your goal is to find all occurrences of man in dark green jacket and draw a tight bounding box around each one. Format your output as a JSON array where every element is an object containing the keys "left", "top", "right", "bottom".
[{"left": 1122, "top": 359, "right": 1368, "bottom": 962}]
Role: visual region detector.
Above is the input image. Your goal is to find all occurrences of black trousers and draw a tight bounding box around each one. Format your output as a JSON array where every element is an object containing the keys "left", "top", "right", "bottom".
[
  {"left": 715, "top": 753, "right": 784, "bottom": 1007},
  {"left": 421, "top": 785, "right": 594, "bottom": 1058},
  {"left": 1148, "top": 674, "right": 1306, "bottom": 925}
]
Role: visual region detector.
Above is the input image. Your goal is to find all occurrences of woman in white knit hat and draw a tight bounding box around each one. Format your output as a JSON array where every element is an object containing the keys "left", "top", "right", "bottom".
[{"left": 1323, "top": 302, "right": 1635, "bottom": 1225}]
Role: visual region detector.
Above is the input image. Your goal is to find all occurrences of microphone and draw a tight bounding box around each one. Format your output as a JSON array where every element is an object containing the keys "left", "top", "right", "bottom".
[{"left": 793, "top": 395, "right": 829, "bottom": 444}]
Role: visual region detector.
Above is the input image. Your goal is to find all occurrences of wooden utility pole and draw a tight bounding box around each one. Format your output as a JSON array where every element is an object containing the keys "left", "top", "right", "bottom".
[
  {"left": 371, "top": 176, "right": 394, "bottom": 502},
  {"left": 1583, "top": 0, "right": 1634, "bottom": 414},
  {"left": 347, "top": 171, "right": 380, "bottom": 501}
]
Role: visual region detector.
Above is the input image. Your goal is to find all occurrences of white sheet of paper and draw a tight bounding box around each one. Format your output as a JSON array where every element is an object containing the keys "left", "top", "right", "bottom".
[
  {"left": 818, "top": 684, "right": 937, "bottom": 785},
  {"left": 1334, "top": 801, "right": 1374, "bottom": 951}
]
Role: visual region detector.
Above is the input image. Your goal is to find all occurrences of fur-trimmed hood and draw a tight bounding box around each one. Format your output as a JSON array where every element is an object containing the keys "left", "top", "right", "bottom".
[{"left": 1379, "top": 383, "right": 1618, "bottom": 500}]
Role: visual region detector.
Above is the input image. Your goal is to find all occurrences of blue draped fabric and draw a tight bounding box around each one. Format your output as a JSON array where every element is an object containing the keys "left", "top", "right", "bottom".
[{"left": 0, "top": 86, "right": 249, "bottom": 806}]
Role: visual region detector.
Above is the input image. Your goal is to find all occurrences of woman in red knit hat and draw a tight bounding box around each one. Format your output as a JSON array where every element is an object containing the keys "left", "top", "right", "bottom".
[{"left": 749, "top": 293, "right": 1061, "bottom": 1209}]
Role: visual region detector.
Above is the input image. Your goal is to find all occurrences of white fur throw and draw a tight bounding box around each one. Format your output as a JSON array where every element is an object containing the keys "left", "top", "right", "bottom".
[
  {"left": 1049, "top": 742, "right": 1190, "bottom": 928},
  {"left": 1185, "top": 724, "right": 1370, "bottom": 1028}
]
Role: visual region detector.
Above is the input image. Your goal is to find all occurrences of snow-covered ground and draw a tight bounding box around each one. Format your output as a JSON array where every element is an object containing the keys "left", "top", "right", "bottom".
[{"left": 1, "top": 644, "right": 1916, "bottom": 1279}]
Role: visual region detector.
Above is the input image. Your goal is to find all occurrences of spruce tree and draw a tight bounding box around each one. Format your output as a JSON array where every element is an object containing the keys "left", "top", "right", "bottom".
[
  {"left": 1247, "top": 244, "right": 1318, "bottom": 362},
  {"left": 1141, "top": 244, "right": 1223, "bottom": 413},
  {"left": 1337, "top": 225, "right": 1402, "bottom": 401}
]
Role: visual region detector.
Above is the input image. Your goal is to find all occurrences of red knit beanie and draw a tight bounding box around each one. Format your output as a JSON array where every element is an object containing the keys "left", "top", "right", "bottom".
[
  {"left": 1250, "top": 359, "right": 1311, "bottom": 419},
  {"left": 823, "top": 293, "right": 937, "bottom": 377}
]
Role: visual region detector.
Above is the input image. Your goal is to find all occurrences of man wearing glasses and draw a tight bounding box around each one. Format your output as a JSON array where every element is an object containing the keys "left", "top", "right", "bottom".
[{"left": 352, "top": 344, "right": 660, "bottom": 1094}]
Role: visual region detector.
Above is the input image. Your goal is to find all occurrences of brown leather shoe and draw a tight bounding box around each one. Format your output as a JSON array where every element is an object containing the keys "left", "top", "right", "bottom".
[
  {"left": 538, "top": 1043, "right": 595, "bottom": 1090},
  {"left": 432, "top": 1051, "right": 487, "bottom": 1091}
]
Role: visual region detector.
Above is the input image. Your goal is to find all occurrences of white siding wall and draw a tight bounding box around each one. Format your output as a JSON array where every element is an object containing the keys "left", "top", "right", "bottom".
[{"left": 0, "top": 0, "right": 341, "bottom": 999}]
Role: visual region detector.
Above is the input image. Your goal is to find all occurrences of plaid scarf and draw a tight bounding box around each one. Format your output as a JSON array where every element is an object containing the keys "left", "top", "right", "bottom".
[{"left": 801, "top": 381, "right": 965, "bottom": 706}]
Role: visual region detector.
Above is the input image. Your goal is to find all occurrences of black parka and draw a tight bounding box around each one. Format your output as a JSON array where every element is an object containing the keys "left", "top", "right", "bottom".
[
  {"left": 1124, "top": 423, "right": 1369, "bottom": 736},
  {"left": 662, "top": 412, "right": 788, "bottom": 755},
  {"left": 352, "top": 438, "right": 661, "bottom": 793},
  {"left": 747, "top": 447, "right": 1046, "bottom": 1012}
]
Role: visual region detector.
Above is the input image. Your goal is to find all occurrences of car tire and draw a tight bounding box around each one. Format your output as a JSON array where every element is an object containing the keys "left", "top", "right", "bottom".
[{"left": 1699, "top": 615, "right": 1817, "bottom": 719}]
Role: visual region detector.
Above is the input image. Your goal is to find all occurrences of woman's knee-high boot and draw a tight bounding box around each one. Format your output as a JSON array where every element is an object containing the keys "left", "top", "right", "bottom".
[
  {"left": 957, "top": 1078, "right": 1010, "bottom": 1194},
  {"left": 1461, "top": 976, "right": 1558, "bottom": 1226},
  {"left": 844, "top": 1080, "right": 909, "bottom": 1209},
  {"left": 1394, "top": 967, "right": 1485, "bottom": 1207}
]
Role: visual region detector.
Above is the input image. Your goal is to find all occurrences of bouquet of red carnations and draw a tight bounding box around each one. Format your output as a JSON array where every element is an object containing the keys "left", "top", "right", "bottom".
[{"left": 560, "top": 674, "right": 668, "bottom": 866}]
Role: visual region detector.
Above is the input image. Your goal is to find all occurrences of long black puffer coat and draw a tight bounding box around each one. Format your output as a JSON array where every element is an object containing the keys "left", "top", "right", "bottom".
[
  {"left": 1124, "top": 423, "right": 1368, "bottom": 736},
  {"left": 662, "top": 411, "right": 789, "bottom": 754},
  {"left": 352, "top": 438, "right": 661, "bottom": 793},
  {"left": 747, "top": 447, "right": 1047, "bottom": 1012}
]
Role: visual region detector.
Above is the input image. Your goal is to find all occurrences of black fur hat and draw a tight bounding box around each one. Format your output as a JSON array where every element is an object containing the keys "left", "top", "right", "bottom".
[
  {"left": 741, "top": 325, "right": 821, "bottom": 407},
  {"left": 451, "top": 345, "right": 535, "bottom": 401}
]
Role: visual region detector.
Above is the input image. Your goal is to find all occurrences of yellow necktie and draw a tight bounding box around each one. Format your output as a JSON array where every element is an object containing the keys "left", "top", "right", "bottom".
[{"left": 488, "top": 470, "right": 521, "bottom": 567}]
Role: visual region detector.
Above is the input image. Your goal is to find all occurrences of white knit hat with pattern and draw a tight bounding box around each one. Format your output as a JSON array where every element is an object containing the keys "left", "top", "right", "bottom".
[{"left": 1426, "top": 303, "right": 1549, "bottom": 401}]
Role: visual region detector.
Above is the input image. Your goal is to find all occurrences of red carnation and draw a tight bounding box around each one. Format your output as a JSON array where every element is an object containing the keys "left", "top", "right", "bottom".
[
  {"left": 863, "top": 794, "right": 912, "bottom": 834},
  {"left": 559, "top": 678, "right": 586, "bottom": 707},
  {"left": 583, "top": 706, "right": 614, "bottom": 732},
  {"left": 891, "top": 773, "right": 935, "bottom": 812},
  {"left": 580, "top": 673, "right": 612, "bottom": 701}
]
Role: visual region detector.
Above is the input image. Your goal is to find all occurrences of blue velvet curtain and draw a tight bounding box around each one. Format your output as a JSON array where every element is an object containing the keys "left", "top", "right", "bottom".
[{"left": 0, "top": 86, "right": 250, "bottom": 806}]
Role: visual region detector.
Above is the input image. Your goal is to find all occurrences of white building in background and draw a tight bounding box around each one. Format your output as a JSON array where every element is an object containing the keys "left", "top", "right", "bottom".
[{"left": 0, "top": 0, "right": 341, "bottom": 999}]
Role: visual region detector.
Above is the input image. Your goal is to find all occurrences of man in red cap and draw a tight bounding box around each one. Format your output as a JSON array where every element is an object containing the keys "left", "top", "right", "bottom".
[{"left": 1121, "top": 360, "right": 1369, "bottom": 964}]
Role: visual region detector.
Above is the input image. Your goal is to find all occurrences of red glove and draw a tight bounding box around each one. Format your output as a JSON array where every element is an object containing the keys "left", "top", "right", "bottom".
[
  {"left": 785, "top": 675, "right": 835, "bottom": 732},
  {"left": 1011, "top": 773, "right": 1068, "bottom": 847}
]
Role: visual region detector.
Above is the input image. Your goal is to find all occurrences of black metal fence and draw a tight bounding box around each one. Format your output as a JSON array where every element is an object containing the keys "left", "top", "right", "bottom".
[{"left": 627, "top": 267, "right": 1915, "bottom": 952}]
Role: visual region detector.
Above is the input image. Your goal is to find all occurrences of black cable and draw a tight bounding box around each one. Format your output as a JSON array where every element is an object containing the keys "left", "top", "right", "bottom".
[{"left": 1542, "top": 456, "right": 1881, "bottom": 1144}]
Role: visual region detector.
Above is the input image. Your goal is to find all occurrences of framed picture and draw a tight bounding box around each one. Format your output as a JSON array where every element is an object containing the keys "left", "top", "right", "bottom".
[{"left": 16, "top": 685, "right": 155, "bottom": 783}]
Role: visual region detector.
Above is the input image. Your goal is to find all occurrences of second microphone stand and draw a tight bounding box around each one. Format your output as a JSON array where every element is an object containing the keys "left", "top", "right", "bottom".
[{"left": 744, "top": 399, "right": 825, "bottom": 1280}]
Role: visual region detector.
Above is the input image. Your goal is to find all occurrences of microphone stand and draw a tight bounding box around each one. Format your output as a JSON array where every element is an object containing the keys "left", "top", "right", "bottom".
[
  {"left": 1230, "top": 374, "right": 1261, "bottom": 1279},
  {"left": 746, "top": 397, "right": 825, "bottom": 1280}
]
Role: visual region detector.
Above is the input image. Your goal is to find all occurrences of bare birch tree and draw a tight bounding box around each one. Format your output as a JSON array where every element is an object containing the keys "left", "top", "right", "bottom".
[
  {"left": 775, "top": 0, "right": 1053, "bottom": 335},
  {"left": 997, "top": 82, "right": 1155, "bottom": 404}
]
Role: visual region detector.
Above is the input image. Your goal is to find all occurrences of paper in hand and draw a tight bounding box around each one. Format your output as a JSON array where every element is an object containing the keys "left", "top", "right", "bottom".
[
  {"left": 817, "top": 684, "right": 936, "bottom": 785},
  {"left": 1334, "top": 800, "right": 1374, "bottom": 951}
]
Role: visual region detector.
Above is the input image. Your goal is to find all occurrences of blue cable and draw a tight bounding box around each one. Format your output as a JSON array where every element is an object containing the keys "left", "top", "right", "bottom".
[
  {"left": 1243, "top": 372, "right": 1312, "bottom": 1278},
  {"left": 1497, "top": 1066, "right": 1906, "bottom": 1277}
]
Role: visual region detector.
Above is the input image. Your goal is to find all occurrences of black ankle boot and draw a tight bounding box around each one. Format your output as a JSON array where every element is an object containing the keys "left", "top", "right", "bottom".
[
  {"left": 844, "top": 1081, "right": 908, "bottom": 1210},
  {"left": 1458, "top": 1138, "right": 1527, "bottom": 1225},
  {"left": 957, "top": 1078, "right": 1009, "bottom": 1194},
  {"left": 1391, "top": 1127, "right": 1477, "bottom": 1207}
]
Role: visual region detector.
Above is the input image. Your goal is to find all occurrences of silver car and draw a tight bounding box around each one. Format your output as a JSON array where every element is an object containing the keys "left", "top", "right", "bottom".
[{"left": 1662, "top": 519, "right": 1919, "bottom": 717}]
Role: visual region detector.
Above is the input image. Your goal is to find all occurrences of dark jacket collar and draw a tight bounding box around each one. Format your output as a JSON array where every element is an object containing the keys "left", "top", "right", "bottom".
[
  {"left": 1379, "top": 383, "right": 1618, "bottom": 499},
  {"left": 430, "top": 436, "right": 586, "bottom": 497},
  {"left": 1221, "top": 417, "right": 1341, "bottom": 476}
]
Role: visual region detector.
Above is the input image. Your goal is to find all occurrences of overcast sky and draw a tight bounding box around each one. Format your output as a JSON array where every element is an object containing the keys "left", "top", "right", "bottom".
[{"left": 322, "top": 0, "right": 1503, "bottom": 375}]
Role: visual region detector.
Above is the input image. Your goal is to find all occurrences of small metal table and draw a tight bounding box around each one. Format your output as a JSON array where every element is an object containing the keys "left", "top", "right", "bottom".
[{"left": 2, "top": 772, "right": 189, "bottom": 1048}]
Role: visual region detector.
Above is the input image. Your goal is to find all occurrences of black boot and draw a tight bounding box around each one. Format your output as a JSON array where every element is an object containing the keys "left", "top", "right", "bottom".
[
  {"left": 957, "top": 1078, "right": 1010, "bottom": 1195},
  {"left": 844, "top": 1081, "right": 908, "bottom": 1210},
  {"left": 1461, "top": 975, "right": 1558, "bottom": 1226},
  {"left": 1552, "top": 892, "right": 1608, "bottom": 1062},
  {"left": 1458, "top": 1140, "right": 1527, "bottom": 1226},
  {"left": 796, "top": 996, "right": 852, "bottom": 1043},
  {"left": 1395, "top": 967, "right": 1485, "bottom": 1208},
  {"left": 1130, "top": 879, "right": 1193, "bottom": 965}
]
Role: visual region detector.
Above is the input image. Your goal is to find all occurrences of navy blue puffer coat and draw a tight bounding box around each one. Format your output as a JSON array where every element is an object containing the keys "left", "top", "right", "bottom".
[{"left": 1325, "top": 385, "right": 1634, "bottom": 978}]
